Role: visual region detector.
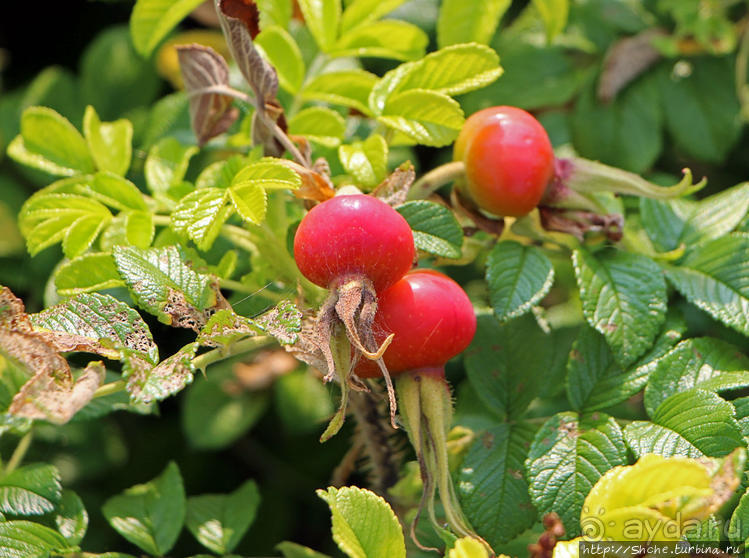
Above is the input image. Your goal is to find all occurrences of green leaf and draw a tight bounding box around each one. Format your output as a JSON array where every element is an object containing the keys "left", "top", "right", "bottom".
[
  {"left": 182, "top": 368, "right": 269, "bottom": 449},
  {"left": 81, "top": 26, "right": 162, "bottom": 120},
  {"left": 274, "top": 369, "right": 334, "bottom": 434},
  {"left": 277, "top": 541, "right": 332, "bottom": 558},
  {"left": 0, "top": 464, "right": 62, "bottom": 516},
  {"left": 340, "top": 0, "right": 407, "bottom": 33},
  {"left": 644, "top": 338, "right": 749, "bottom": 416},
  {"left": 257, "top": 0, "right": 292, "bottom": 28},
  {"left": 659, "top": 57, "right": 741, "bottom": 164},
  {"left": 571, "top": 73, "right": 662, "bottom": 173},
  {"left": 338, "top": 134, "right": 388, "bottom": 188},
  {"left": 144, "top": 137, "right": 198, "bottom": 195},
  {"left": 112, "top": 245, "right": 216, "bottom": 325},
  {"left": 377, "top": 89, "right": 464, "bottom": 147},
  {"left": 196, "top": 154, "right": 255, "bottom": 190},
  {"left": 566, "top": 315, "right": 686, "bottom": 413},
  {"left": 437, "top": 0, "right": 510, "bottom": 47},
  {"left": 186, "top": 480, "right": 260, "bottom": 554},
  {"left": 297, "top": 0, "right": 340, "bottom": 51},
  {"left": 130, "top": 0, "right": 206, "bottom": 57},
  {"left": 31, "top": 292, "right": 159, "bottom": 364},
  {"left": 666, "top": 234, "right": 749, "bottom": 336},
  {"left": 526, "top": 412, "right": 626, "bottom": 536},
  {"left": 19, "top": 193, "right": 112, "bottom": 258},
  {"left": 171, "top": 188, "right": 232, "bottom": 251},
  {"left": 83, "top": 106, "right": 133, "bottom": 176},
  {"left": 532, "top": 0, "right": 569, "bottom": 41},
  {"left": 229, "top": 184, "right": 267, "bottom": 225},
  {"left": 457, "top": 422, "right": 538, "bottom": 546},
  {"left": 125, "top": 342, "right": 197, "bottom": 404},
  {"left": 317, "top": 486, "right": 406, "bottom": 558},
  {"left": 332, "top": 20, "right": 428, "bottom": 61},
  {"left": 228, "top": 159, "right": 301, "bottom": 225},
  {"left": 369, "top": 44, "right": 502, "bottom": 114},
  {"left": 0, "top": 520, "right": 73, "bottom": 557},
  {"left": 84, "top": 172, "right": 149, "bottom": 212},
  {"left": 125, "top": 210, "right": 155, "bottom": 249},
  {"left": 102, "top": 462, "right": 186, "bottom": 556},
  {"left": 49, "top": 490, "right": 88, "bottom": 545},
  {"left": 288, "top": 107, "right": 346, "bottom": 148},
  {"left": 486, "top": 241, "right": 554, "bottom": 322},
  {"left": 301, "top": 70, "right": 378, "bottom": 115},
  {"left": 8, "top": 107, "right": 94, "bottom": 176},
  {"left": 255, "top": 25, "right": 306, "bottom": 94},
  {"left": 573, "top": 247, "right": 667, "bottom": 367},
  {"left": 396, "top": 200, "right": 463, "bottom": 259},
  {"left": 624, "top": 389, "right": 744, "bottom": 458},
  {"left": 640, "top": 182, "right": 749, "bottom": 253},
  {"left": 54, "top": 253, "right": 125, "bottom": 295},
  {"left": 465, "top": 313, "right": 559, "bottom": 420}
]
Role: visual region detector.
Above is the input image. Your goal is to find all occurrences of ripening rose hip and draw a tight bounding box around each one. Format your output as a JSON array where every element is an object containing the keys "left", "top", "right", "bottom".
[
  {"left": 455, "top": 106, "right": 554, "bottom": 217},
  {"left": 293, "top": 194, "right": 415, "bottom": 292}
]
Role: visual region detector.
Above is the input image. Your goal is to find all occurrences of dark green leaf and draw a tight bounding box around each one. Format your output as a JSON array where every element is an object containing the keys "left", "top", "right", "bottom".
[
  {"left": 729, "top": 488, "right": 749, "bottom": 544},
  {"left": 486, "top": 241, "right": 554, "bottom": 322},
  {"left": 274, "top": 369, "right": 334, "bottom": 434},
  {"left": 277, "top": 541, "right": 332, "bottom": 558},
  {"left": 396, "top": 201, "right": 463, "bottom": 259},
  {"left": 185, "top": 480, "right": 260, "bottom": 554},
  {"left": 624, "top": 389, "right": 744, "bottom": 458},
  {"left": 102, "top": 461, "right": 185, "bottom": 556},
  {"left": 666, "top": 234, "right": 749, "bottom": 336},
  {"left": 526, "top": 412, "right": 626, "bottom": 536},
  {"left": 49, "top": 490, "right": 88, "bottom": 545},
  {"left": 0, "top": 464, "right": 62, "bottom": 516},
  {"left": 457, "top": 422, "right": 538, "bottom": 545},
  {"left": 573, "top": 247, "right": 667, "bottom": 367},
  {"left": 644, "top": 338, "right": 749, "bottom": 416},
  {"left": 465, "top": 313, "right": 559, "bottom": 420}
]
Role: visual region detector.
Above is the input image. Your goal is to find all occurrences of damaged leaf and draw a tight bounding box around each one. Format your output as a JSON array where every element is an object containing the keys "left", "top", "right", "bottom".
[
  {"left": 126, "top": 343, "right": 198, "bottom": 404},
  {"left": 254, "top": 300, "right": 302, "bottom": 345},
  {"left": 177, "top": 44, "right": 239, "bottom": 145},
  {"left": 198, "top": 309, "right": 262, "bottom": 348}
]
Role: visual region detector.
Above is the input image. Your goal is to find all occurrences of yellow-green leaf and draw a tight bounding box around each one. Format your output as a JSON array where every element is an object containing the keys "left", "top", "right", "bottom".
[{"left": 83, "top": 105, "right": 133, "bottom": 176}]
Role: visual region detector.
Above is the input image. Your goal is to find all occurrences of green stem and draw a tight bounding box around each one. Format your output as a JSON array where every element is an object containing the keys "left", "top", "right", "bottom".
[
  {"left": 408, "top": 161, "right": 465, "bottom": 200},
  {"left": 152, "top": 214, "right": 171, "bottom": 227},
  {"left": 5, "top": 431, "right": 33, "bottom": 474},
  {"left": 93, "top": 380, "right": 126, "bottom": 399},
  {"left": 320, "top": 327, "right": 352, "bottom": 443},
  {"left": 192, "top": 335, "right": 274, "bottom": 371}
]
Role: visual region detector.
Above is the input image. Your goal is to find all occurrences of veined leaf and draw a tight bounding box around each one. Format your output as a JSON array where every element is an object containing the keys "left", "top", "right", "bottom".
[
  {"left": 396, "top": 200, "right": 463, "bottom": 259},
  {"left": 340, "top": 0, "right": 406, "bottom": 33},
  {"left": 298, "top": 0, "right": 340, "bottom": 51},
  {"left": 289, "top": 107, "right": 346, "bottom": 148},
  {"left": 196, "top": 154, "right": 255, "bottom": 190},
  {"left": 19, "top": 193, "right": 111, "bottom": 258},
  {"left": 624, "top": 389, "right": 744, "bottom": 458},
  {"left": 102, "top": 462, "right": 185, "bottom": 556},
  {"left": 0, "top": 464, "right": 62, "bottom": 516},
  {"left": 666, "top": 234, "right": 749, "bottom": 336},
  {"left": 228, "top": 159, "right": 301, "bottom": 224},
  {"left": 457, "top": 422, "right": 538, "bottom": 546},
  {"left": 437, "top": 0, "right": 510, "bottom": 47},
  {"left": 332, "top": 20, "right": 427, "bottom": 61},
  {"left": 486, "top": 241, "right": 554, "bottom": 322},
  {"left": 7, "top": 107, "right": 94, "bottom": 177},
  {"left": 573, "top": 247, "right": 667, "bottom": 367},
  {"left": 144, "top": 137, "right": 198, "bottom": 195},
  {"left": 317, "top": 486, "right": 406, "bottom": 558},
  {"left": 338, "top": 134, "right": 388, "bottom": 188},
  {"left": 0, "top": 520, "right": 73, "bottom": 558},
  {"left": 185, "top": 480, "right": 260, "bottom": 553},
  {"left": 130, "top": 0, "right": 206, "bottom": 57},
  {"left": 54, "top": 253, "right": 124, "bottom": 295},
  {"left": 526, "top": 412, "right": 626, "bottom": 536},
  {"left": 83, "top": 106, "right": 133, "bottom": 176},
  {"left": 81, "top": 172, "right": 148, "bottom": 212},
  {"left": 644, "top": 338, "right": 749, "bottom": 416},
  {"left": 640, "top": 182, "right": 749, "bottom": 253},
  {"left": 255, "top": 25, "right": 305, "bottom": 94},
  {"left": 378, "top": 89, "right": 464, "bottom": 147},
  {"left": 171, "top": 188, "right": 232, "bottom": 251},
  {"left": 301, "top": 70, "right": 378, "bottom": 115}
]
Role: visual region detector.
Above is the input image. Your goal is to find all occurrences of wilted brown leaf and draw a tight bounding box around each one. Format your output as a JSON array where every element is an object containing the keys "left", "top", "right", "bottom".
[
  {"left": 373, "top": 162, "right": 416, "bottom": 207},
  {"left": 598, "top": 28, "right": 665, "bottom": 103},
  {"left": 0, "top": 286, "right": 32, "bottom": 331},
  {"left": 275, "top": 159, "right": 335, "bottom": 202}
]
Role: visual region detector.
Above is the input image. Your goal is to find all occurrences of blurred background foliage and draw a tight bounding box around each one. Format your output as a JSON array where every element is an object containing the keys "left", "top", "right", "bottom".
[{"left": 1, "top": 0, "right": 749, "bottom": 554}]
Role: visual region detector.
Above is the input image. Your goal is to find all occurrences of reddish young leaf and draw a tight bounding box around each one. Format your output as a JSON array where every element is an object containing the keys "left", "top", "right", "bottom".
[{"left": 177, "top": 44, "right": 239, "bottom": 145}]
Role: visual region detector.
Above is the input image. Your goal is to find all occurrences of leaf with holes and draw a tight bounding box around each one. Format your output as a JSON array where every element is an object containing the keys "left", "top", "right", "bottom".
[
  {"left": 666, "top": 234, "right": 749, "bottom": 336},
  {"left": 624, "top": 389, "right": 744, "bottom": 459},
  {"left": 486, "top": 241, "right": 554, "bottom": 322},
  {"left": 526, "top": 411, "right": 626, "bottom": 536},
  {"left": 396, "top": 200, "right": 463, "bottom": 259},
  {"left": 573, "top": 247, "right": 666, "bottom": 367}
]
